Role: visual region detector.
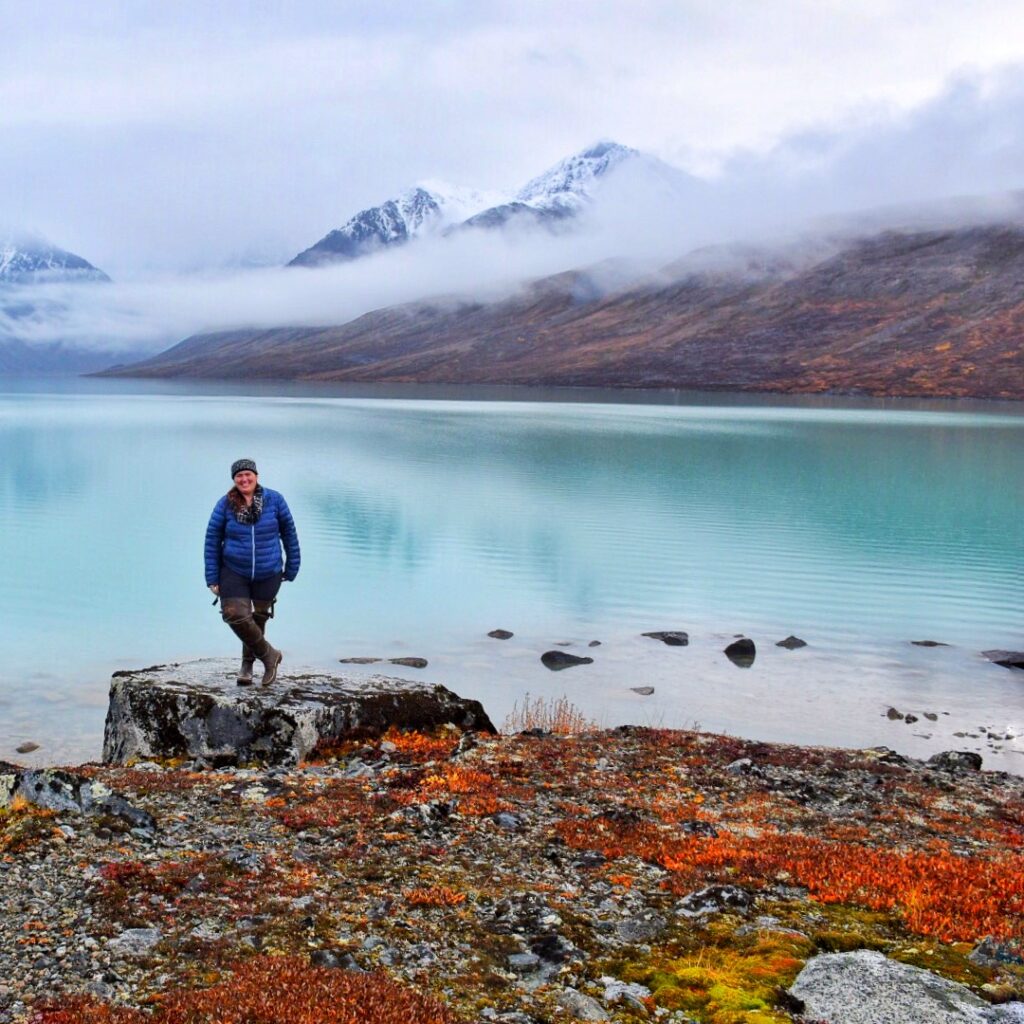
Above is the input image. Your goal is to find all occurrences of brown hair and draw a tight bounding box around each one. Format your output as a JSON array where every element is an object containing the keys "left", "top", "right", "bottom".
[{"left": 226, "top": 487, "right": 246, "bottom": 513}]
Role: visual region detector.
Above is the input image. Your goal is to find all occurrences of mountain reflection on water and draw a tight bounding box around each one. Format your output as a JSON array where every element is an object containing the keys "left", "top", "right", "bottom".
[{"left": 2, "top": 378, "right": 1022, "bottom": 770}]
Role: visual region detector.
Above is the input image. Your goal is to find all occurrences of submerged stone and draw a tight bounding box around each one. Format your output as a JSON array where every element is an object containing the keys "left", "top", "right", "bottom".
[
  {"left": 102, "top": 659, "right": 495, "bottom": 766},
  {"left": 776, "top": 635, "right": 808, "bottom": 649},
  {"left": 982, "top": 649, "right": 1024, "bottom": 670},
  {"left": 642, "top": 630, "right": 689, "bottom": 646},
  {"left": 540, "top": 651, "right": 594, "bottom": 671},
  {"left": 488, "top": 629, "right": 514, "bottom": 640},
  {"left": 724, "top": 637, "right": 756, "bottom": 667}
]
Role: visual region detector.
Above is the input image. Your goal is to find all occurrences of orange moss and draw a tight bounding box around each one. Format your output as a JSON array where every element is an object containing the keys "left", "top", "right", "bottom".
[
  {"left": 32, "top": 956, "right": 458, "bottom": 1024},
  {"left": 308, "top": 727, "right": 460, "bottom": 765},
  {"left": 30, "top": 997, "right": 141, "bottom": 1024},
  {"left": 380, "top": 726, "right": 460, "bottom": 761},
  {"left": 405, "top": 886, "right": 467, "bottom": 907},
  {"left": 399, "top": 764, "right": 527, "bottom": 817},
  {"left": 270, "top": 778, "right": 378, "bottom": 831},
  {"left": 556, "top": 818, "right": 1024, "bottom": 943}
]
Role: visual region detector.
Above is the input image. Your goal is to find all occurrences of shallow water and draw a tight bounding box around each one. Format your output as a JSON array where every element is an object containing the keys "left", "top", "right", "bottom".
[{"left": 2, "top": 378, "right": 1023, "bottom": 770}]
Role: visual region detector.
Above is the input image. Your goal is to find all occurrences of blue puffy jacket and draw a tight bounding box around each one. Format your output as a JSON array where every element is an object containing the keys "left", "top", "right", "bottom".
[{"left": 204, "top": 487, "right": 301, "bottom": 585}]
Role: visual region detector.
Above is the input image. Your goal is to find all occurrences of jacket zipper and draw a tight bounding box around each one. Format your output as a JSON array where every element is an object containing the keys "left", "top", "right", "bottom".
[{"left": 251, "top": 524, "right": 256, "bottom": 580}]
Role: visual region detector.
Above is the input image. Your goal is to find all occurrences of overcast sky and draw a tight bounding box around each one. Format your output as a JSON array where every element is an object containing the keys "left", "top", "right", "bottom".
[{"left": 4, "top": 0, "right": 1024, "bottom": 276}]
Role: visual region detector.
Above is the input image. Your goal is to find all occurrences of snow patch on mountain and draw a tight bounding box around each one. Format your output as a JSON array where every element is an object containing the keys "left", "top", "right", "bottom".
[
  {"left": 289, "top": 182, "right": 507, "bottom": 267},
  {"left": 416, "top": 180, "right": 508, "bottom": 225},
  {"left": 0, "top": 236, "right": 110, "bottom": 284},
  {"left": 289, "top": 140, "right": 700, "bottom": 266},
  {"left": 515, "top": 141, "right": 640, "bottom": 211}
]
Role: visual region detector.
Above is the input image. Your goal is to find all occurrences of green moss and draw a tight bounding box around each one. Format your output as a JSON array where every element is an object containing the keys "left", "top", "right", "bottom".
[
  {"left": 610, "top": 930, "right": 813, "bottom": 1023},
  {"left": 890, "top": 943, "right": 993, "bottom": 987}
]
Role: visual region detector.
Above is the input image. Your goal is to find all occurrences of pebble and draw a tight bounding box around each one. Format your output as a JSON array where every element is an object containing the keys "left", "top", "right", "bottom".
[{"left": 1, "top": 727, "right": 1020, "bottom": 1024}]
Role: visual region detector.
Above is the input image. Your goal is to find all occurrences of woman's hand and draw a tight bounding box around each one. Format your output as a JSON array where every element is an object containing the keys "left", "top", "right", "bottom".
[{"left": 208, "top": 584, "right": 220, "bottom": 596}]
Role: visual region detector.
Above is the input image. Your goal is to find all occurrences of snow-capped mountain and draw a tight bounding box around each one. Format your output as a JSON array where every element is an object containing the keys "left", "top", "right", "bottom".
[
  {"left": 288, "top": 182, "right": 504, "bottom": 267},
  {"left": 0, "top": 237, "right": 110, "bottom": 284},
  {"left": 288, "top": 141, "right": 691, "bottom": 266},
  {"left": 456, "top": 141, "right": 646, "bottom": 233},
  {"left": 516, "top": 140, "right": 640, "bottom": 211}
]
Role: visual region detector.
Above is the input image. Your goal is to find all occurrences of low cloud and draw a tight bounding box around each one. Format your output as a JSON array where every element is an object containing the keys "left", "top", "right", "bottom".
[{"left": 6, "top": 65, "right": 1024, "bottom": 356}]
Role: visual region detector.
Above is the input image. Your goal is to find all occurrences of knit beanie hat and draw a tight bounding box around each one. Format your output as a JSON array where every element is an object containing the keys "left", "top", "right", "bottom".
[{"left": 231, "top": 458, "right": 258, "bottom": 478}]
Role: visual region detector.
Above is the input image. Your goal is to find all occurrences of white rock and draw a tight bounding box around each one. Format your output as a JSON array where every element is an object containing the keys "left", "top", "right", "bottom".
[
  {"left": 106, "top": 927, "right": 162, "bottom": 956},
  {"left": 790, "top": 950, "right": 1024, "bottom": 1024},
  {"left": 557, "top": 988, "right": 609, "bottom": 1021}
]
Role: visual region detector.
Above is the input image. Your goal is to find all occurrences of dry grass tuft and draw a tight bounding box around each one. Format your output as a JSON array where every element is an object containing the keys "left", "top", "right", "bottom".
[{"left": 503, "top": 694, "right": 597, "bottom": 735}]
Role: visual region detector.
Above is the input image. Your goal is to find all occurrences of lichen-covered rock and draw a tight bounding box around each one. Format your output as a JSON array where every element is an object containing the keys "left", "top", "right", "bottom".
[
  {"left": 928, "top": 750, "right": 984, "bottom": 772},
  {"left": 102, "top": 659, "right": 496, "bottom": 766},
  {"left": 677, "top": 883, "right": 755, "bottom": 918},
  {"left": 0, "top": 762, "right": 155, "bottom": 828},
  {"left": 789, "top": 950, "right": 1024, "bottom": 1023}
]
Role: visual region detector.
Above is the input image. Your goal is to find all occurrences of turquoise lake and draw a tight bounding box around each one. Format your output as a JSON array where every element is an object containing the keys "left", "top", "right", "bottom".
[{"left": 2, "top": 378, "right": 1023, "bottom": 770}]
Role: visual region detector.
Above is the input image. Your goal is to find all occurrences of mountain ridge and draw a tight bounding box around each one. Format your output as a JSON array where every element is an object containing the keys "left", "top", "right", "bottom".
[
  {"left": 286, "top": 141, "right": 690, "bottom": 266},
  {"left": 0, "top": 237, "right": 110, "bottom": 284},
  {"left": 102, "top": 223, "right": 1024, "bottom": 400}
]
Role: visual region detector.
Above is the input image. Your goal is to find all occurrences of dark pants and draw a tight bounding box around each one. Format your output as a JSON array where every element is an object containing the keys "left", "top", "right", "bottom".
[
  {"left": 219, "top": 565, "right": 283, "bottom": 657},
  {"left": 219, "top": 565, "right": 284, "bottom": 603}
]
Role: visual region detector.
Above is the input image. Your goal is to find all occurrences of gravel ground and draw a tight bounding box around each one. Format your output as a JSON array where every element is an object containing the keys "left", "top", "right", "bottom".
[{"left": 2, "top": 728, "right": 1022, "bottom": 1023}]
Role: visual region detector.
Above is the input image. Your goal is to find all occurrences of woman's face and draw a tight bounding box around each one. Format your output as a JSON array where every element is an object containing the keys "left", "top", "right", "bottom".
[{"left": 234, "top": 470, "right": 258, "bottom": 495}]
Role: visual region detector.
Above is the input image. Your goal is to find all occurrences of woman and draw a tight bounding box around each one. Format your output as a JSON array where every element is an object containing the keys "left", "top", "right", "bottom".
[{"left": 204, "top": 459, "right": 301, "bottom": 686}]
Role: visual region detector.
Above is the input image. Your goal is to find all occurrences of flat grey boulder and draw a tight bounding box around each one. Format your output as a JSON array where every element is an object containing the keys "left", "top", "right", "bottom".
[
  {"left": 642, "top": 631, "right": 689, "bottom": 646},
  {"left": 0, "top": 762, "right": 155, "bottom": 829},
  {"left": 789, "top": 950, "right": 1024, "bottom": 1024},
  {"left": 103, "top": 659, "right": 496, "bottom": 767}
]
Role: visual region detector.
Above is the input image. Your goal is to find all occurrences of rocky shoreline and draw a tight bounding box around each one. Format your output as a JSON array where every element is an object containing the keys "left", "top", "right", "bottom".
[{"left": 1, "top": 669, "right": 1022, "bottom": 1023}]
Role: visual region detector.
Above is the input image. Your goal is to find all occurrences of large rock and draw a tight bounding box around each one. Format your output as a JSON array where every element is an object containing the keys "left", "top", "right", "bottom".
[
  {"left": 789, "top": 950, "right": 1024, "bottom": 1023},
  {"left": 103, "top": 659, "right": 496, "bottom": 766}
]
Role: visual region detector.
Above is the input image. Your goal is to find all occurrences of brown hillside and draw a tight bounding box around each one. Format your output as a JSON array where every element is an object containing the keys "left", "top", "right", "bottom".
[{"left": 106, "top": 227, "right": 1024, "bottom": 399}]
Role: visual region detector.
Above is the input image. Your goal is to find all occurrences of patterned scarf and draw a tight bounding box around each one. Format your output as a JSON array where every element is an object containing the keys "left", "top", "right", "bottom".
[{"left": 229, "top": 484, "right": 264, "bottom": 524}]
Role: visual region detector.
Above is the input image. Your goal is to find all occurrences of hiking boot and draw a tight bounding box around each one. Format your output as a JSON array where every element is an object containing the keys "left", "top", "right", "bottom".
[
  {"left": 237, "top": 647, "right": 256, "bottom": 686},
  {"left": 238, "top": 604, "right": 271, "bottom": 686},
  {"left": 258, "top": 643, "right": 283, "bottom": 686}
]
